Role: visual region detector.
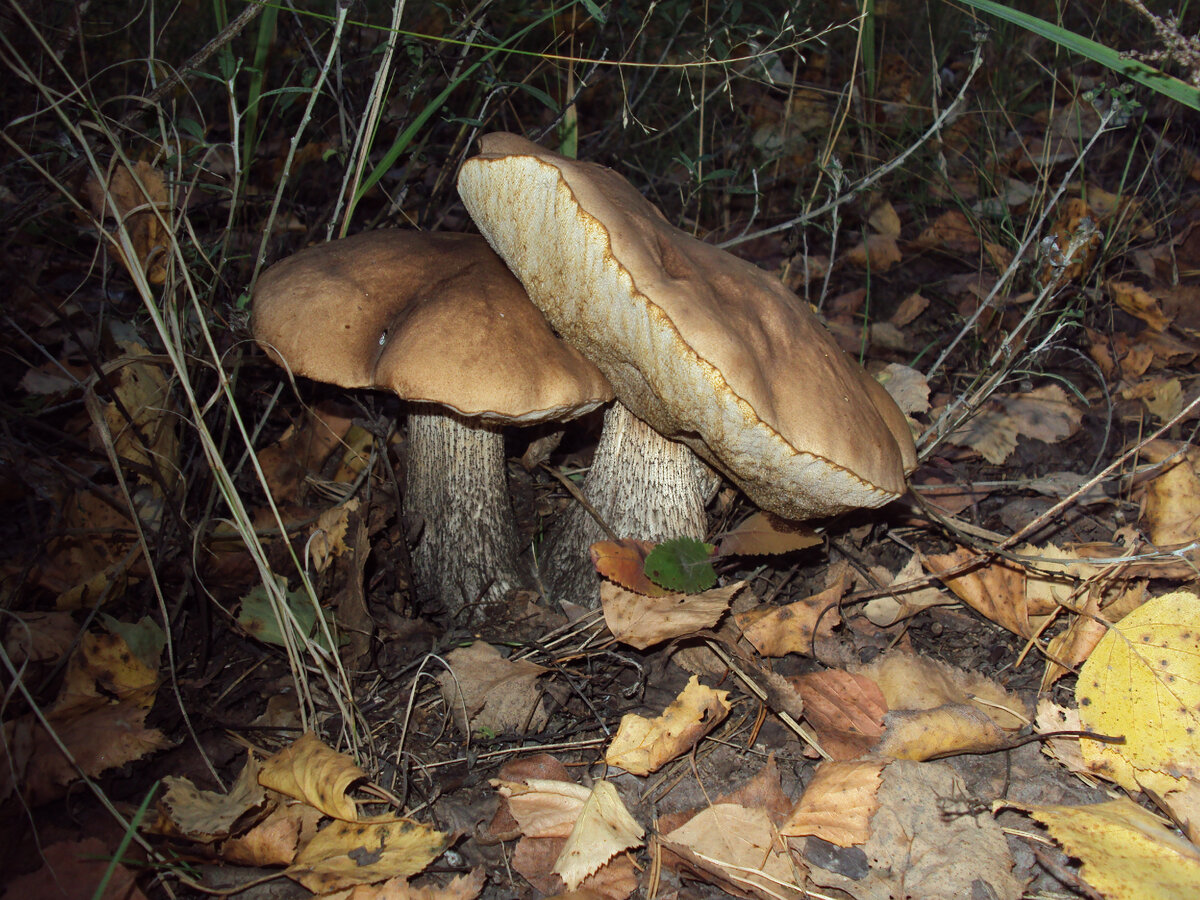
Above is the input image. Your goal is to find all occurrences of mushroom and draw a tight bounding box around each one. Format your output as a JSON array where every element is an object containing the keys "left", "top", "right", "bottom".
[
  {"left": 457, "top": 134, "right": 917, "bottom": 600},
  {"left": 251, "top": 230, "right": 612, "bottom": 624}
]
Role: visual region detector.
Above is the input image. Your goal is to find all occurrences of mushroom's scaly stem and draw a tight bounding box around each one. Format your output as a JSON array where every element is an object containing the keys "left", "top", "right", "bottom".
[
  {"left": 540, "top": 403, "right": 717, "bottom": 606},
  {"left": 405, "top": 408, "right": 529, "bottom": 624}
]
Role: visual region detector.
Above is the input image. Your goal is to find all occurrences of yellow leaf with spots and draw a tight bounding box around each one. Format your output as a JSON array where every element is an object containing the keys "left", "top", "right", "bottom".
[
  {"left": 1006, "top": 798, "right": 1200, "bottom": 900},
  {"left": 259, "top": 733, "right": 365, "bottom": 822},
  {"left": 1077, "top": 591, "right": 1200, "bottom": 794}
]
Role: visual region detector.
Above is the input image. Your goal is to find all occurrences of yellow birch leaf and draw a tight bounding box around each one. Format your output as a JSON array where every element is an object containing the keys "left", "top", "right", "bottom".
[
  {"left": 1010, "top": 798, "right": 1200, "bottom": 900},
  {"left": 1077, "top": 591, "right": 1200, "bottom": 794},
  {"left": 554, "top": 781, "right": 644, "bottom": 890},
  {"left": 259, "top": 732, "right": 365, "bottom": 822}
]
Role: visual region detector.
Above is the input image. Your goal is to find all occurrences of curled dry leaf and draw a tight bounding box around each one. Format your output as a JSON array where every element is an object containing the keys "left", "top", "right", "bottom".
[
  {"left": 781, "top": 759, "right": 885, "bottom": 846},
  {"left": 606, "top": 676, "right": 730, "bottom": 776},
  {"left": 258, "top": 732, "right": 365, "bottom": 822},
  {"left": 861, "top": 553, "right": 956, "bottom": 627},
  {"left": 855, "top": 647, "right": 1029, "bottom": 738},
  {"left": 600, "top": 579, "right": 741, "bottom": 650},
  {"left": 1138, "top": 440, "right": 1200, "bottom": 552},
  {"left": 160, "top": 752, "right": 265, "bottom": 842},
  {"left": 590, "top": 539, "right": 666, "bottom": 597},
  {"left": 878, "top": 705, "right": 1011, "bottom": 760},
  {"left": 84, "top": 160, "right": 169, "bottom": 284}
]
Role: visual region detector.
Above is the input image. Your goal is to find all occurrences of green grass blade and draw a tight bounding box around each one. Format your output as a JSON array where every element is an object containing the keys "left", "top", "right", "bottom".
[{"left": 956, "top": 0, "right": 1200, "bottom": 111}]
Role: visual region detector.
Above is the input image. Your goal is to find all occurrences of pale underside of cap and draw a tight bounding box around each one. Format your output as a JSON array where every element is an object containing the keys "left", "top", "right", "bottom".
[
  {"left": 458, "top": 134, "right": 917, "bottom": 520},
  {"left": 251, "top": 230, "right": 612, "bottom": 423}
]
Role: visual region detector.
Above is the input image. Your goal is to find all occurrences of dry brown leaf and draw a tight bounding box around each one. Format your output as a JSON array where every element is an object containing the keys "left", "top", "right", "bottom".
[
  {"left": 878, "top": 705, "right": 1010, "bottom": 760},
  {"left": 788, "top": 669, "right": 887, "bottom": 760},
  {"left": 875, "top": 362, "right": 929, "bottom": 416},
  {"left": 259, "top": 732, "right": 365, "bottom": 822},
  {"left": 1035, "top": 699, "right": 1089, "bottom": 775},
  {"left": 717, "top": 511, "right": 821, "bottom": 556},
  {"left": 781, "top": 759, "right": 885, "bottom": 845},
  {"left": 0, "top": 689, "right": 170, "bottom": 805},
  {"left": 3, "top": 837, "right": 147, "bottom": 900},
  {"left": 1002, "top": 384, "right": 1082, "bottom": 444},
  {"left": 257, "top": 401, "right": 354, "bottom": 504},
  {"left": 915, "top": 209, "right": 980, "bottom": 256},
  {"left": 1108, "top": 280, "right": 1171, "bottom": 332},
  {"left": 736, "top": 573, "right": 846, "bottom": 657},
  {"left": 600, "top": 580, "right": 741, "bottom": 650},
  {"left": 861, "top": 554, "right": 956, "bottom": 626},
  {"left": 101, "top": 338, "right": 180, "bottom": 498},
  {"left": 846, "top": 233, "right": 901, "bottom": 271},
  {"left": 855, "top": 648, "right": 1029, "bottom": 730},
  {"left": 801, "top": 760, "right": 1023, "bottom": 900},
  {"left": 889, "top": 292, "right": 929, "bottom": 327},
  {"left": 497, "top": 777, "right": 591, "bottom": 839},
  {"left": 661, "top": 803, "right": 805, "bottom": 899},
  {"left": 924, "top": 545, "right": 1070, "bottom": 638},
  {"left": 437, "top": 641, "right": 548, "bottom": 734},
  {"left": 1, "top": 611, "right": 78, "bottom": 666},
  {"left": 220, "top": 799, "right": 322, "bottom": 868},
  {"left": 338, "top": 868, "right": 487, "bottom": 900},
  {"left": 84, "top": 160, "right": 169, "bottom": 283},
  {"left": 160, "top": 752, "right": 265, "bottom": 842},
  {"left": 606, "top": 676, "right": 730, "bottom": 775},
  {"left": 1139, "top": 440, "right": 1200, "bottom": 550},
  {"left": 868, "top": 200, "right": 901, "bottom": 237},
  {"left": 589, "top": 539, "right": 666, "bottom": 596}
]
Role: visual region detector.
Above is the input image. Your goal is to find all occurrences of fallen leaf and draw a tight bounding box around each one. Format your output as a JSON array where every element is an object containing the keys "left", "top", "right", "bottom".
[
  {"left": 259, "top": 732, "right": 365, "bottom": 822},
  {"left": 160, "top": 752, "right": 266, "bottom": 842},
  {"left": 736, "top": 575, "right": 844, "bottom": 657},
  {"left": 717, "top": 511, "right": 821, "bottom": 556},
  {"left": 861, "top": 554, "right": 956, "bottom": 626},
  {"left": 1006, "top": 798, "right": 1200, "bottom": 900},
  {"left": 606, "top": 676, "right": 730, "bottom": 775},
  {"left": 1108, "top": 280, "right": 1171, "bottom": 331},
  {"left": 287, "top": 816, "right": 450, "bottom": 893},
  {"left": 600, "top": 580, "right": 741, "bottom": 650},
  {"left": 788, "top": 669, "right": 887, "bottom": 760},
  {"left": 554, "top": 781, "right": 644, "bottom": 890},
  {"left": 781, "top": 759, "right": 885, "bottom": 845},
  {"left": 661, "top": 803, "right": 804, "bottom": 899},
  {"left": 1077, "top": 590, "right": 1200, "bottom": 795},
  {"left": 590, "top": 539, "right": 666, "bottom": 596},
  {"left": 438, "top": 641, "right": 548, "bottom": 735}
]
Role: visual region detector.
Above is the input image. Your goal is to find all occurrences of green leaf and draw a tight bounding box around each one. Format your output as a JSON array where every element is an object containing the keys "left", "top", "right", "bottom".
[
  {"left": 644, "top": 538, "right": 718, "bottom": 593},
  {"left": 238, "top": 575, "right": 335, "bottom": 652},
  {"left": 956, "top": 0, "right": 1200, "bottom": 111}
]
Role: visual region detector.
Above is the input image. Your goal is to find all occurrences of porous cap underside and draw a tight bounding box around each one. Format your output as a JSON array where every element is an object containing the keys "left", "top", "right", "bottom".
[
  {"left": 458, "top": 133, "right": 917, "bottom": 519},
  {"left": 251, "top": 230, "right": 612, "bottom": 422}
]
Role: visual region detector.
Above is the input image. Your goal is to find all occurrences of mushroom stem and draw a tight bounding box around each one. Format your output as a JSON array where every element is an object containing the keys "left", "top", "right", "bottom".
[
  {"left": 539, "top": 403, "right": 717, "bottom": 606},
  {"left": 405, "top": 407, "right": 528, "bottom": 624}
]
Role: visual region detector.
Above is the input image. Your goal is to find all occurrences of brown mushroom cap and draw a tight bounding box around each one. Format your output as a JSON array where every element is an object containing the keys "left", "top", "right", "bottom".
[
  {"left": 458, "top": 134, "right": 917, "bottom": 521},
  {"left": 251, "top": 230, "right": 612, "bottom": 422}
]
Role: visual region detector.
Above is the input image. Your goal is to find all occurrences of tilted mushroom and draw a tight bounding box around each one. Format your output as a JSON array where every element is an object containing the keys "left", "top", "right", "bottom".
[
  {"left": 457, "top": 134, "right": 917, "bottom": 600},
  {"left": 251, "top": 230, "right": 612, "bottom": 624}
]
